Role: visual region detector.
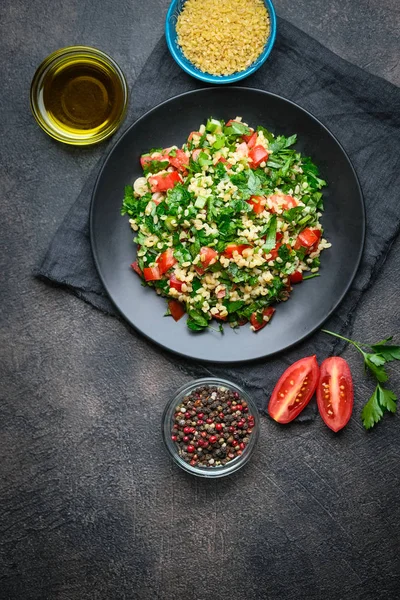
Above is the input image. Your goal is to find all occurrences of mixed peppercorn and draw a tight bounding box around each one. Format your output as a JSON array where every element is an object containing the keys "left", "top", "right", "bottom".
[{"left": 171, "top": 385, "right": 255, "bottom": 467}]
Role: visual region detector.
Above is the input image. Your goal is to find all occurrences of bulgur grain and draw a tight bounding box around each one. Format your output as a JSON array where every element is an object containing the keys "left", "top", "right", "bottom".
[{"left": 176, "top": 0, "right": 270, "bottom": 76}]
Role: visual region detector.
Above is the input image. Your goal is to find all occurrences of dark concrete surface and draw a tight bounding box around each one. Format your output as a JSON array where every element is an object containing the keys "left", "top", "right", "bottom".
[{"left": 1, "top": 1, "right": 399, "bottom": 599}]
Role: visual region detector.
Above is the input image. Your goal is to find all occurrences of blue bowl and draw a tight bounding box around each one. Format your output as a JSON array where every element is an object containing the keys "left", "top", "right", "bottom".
[{"left": 165, "top": 0, "right": 277, "bottom": 84}]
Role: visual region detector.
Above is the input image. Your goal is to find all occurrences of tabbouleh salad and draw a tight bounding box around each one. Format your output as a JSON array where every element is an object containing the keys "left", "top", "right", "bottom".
[{"left": 121, "top": 117, "right": 330, "bottom": 332}]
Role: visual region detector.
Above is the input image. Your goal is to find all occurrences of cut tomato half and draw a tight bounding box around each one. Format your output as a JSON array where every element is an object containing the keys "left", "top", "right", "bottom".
[
  {"left": 268, "top": 356, "right": 319, "bottom": 423},
  {"left": 317, "top": 357, "right": 354, "bottom": 432}
]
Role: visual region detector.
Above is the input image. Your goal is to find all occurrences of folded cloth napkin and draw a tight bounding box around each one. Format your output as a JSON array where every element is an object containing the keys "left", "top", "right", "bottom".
[{"left": 36, "top": 19, "right": 400, "bottom": 418}]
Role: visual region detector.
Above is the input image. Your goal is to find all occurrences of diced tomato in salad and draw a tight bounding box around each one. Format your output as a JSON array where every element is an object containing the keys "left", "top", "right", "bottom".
[
  {"left": 149, "top": 171, "right": 182, "bottom": 193},
  {"left": 268, "top": 194, "right": 298, "bottom": 213},
  {"left": 140, "top": 153, "right": 169, "bottom": 169},
  {"left": 248, "top": 195, "right": 266, "bottom": 214},
  {"left": 294, "top": 228, "right": 321, "bottom": 252},
  {"left": 195, "top": 247, "right": 218, "bottom": 275},
  {"left": 157, "top": 248, "right": 177, "bottom": 275},
  {"left": 213, "top": 312, "right": 227, "bottom": 321},
  {"left": 168, "top": 299, "right": 185, "bottom": 322},
  {"left": 223, "top": 244, "right": 251, "bottom": 257},
  {"left": 250, "top": 307, "right": 275, "bottom": 331},
  {"left": 169, "top": 274, "right": 184, "bottom": 292},
  {"left": 200, "top": 247, "right": 218, "bottom": 267},
  {"left": 289, "top": 270, "right": 303, "bottom": 284},
  {"left": 143, "top": 266, "right": 162, "bottom": 281},
  {"left": 249, "top": 145, "right": 269, "bottom": 168},
  {"left": 242, "top": 130, "right": 257, "bottom": 149},
  {"left": 236, "top": 142, "right": 249, "bottom": 158},
  {"left": 130, "top": 261, "right": 143, "bottom": 277},
  {"left": 192, "top": 148, "right": 202, "bottom": 162},
  {"left": 188, "top": 131, "right": 201, "bottom": 142},
  {"left": 168, "top": 149, "right": 189, "bottom": 172}
]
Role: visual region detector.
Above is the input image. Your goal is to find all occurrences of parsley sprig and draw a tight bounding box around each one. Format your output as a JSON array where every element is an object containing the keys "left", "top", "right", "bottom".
[{"left": 322, "top": 330, "right": 399, "bottom": 429}]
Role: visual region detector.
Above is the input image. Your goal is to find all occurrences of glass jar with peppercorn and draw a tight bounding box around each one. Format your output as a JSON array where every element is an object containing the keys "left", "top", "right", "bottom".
[{"left": 162, "top": 378, "right": 260, "bottom": 478}]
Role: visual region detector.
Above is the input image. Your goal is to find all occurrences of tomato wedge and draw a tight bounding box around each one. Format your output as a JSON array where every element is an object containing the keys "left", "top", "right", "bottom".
[
  {"left": 168, "top": 149, "right": 189, "bottom": 172},
  {"left": 169, "top": 274, "right": 183, "bottom": 292},
  {"left": 149, "top": 171, "right": 182, "bottom": 193},
  {"left": 249, "top": 145, "right": 269, "bottom": 168},
  {"left": 143, "top": 266, "right": 161, "bottom": 281},
  {"left": 268, "top": 194, "right": 298, "bottom": 213},
  {"left": 130, "top": 261, "right": 143, "bottom": 277},
  {"left": 294, "top": 228, "right": 321, "bottom": 251},
  {"left": 248, "top": 195, "right": 266, "bottom": 214},
  {"left": 223, "top": 244, "right": 251, "bottom": 257},
  {"left": 317, "top": 357, "right": 354, "bottom": 432},
  {"left": 250, "top": 307, "right": 275, "bottom": 331},
  {"left": 157, "top": 248, "right": 177, "bottom": 275},
  {"left": 268, "top": 356, "right": 319, "bottom": 423},
  {"left": 168, "top": 299, "right": 185, "bottom": 322}
]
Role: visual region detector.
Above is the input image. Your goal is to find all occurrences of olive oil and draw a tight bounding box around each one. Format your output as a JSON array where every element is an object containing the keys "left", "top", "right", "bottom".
[{"left": 30, "top": 47, "right": 128, "bottom": 145}]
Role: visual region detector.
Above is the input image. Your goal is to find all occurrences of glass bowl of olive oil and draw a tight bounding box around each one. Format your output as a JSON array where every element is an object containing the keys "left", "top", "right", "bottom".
[{"left": 30, "top": 46, "right": 128, "bottom": 145}]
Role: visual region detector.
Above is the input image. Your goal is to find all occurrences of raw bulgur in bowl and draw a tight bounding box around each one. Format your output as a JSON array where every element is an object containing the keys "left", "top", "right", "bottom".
[
  {"left": 165, "top": 0, "right": 277, "bottom": 83},
  {"left": 121, "top": 116, "right": 331, "bottom": 333}
]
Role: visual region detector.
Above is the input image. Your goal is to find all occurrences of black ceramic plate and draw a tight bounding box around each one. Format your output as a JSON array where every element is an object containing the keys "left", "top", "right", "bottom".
[{"left": 90, "top": 88, "right": 364, "bottom": 363}]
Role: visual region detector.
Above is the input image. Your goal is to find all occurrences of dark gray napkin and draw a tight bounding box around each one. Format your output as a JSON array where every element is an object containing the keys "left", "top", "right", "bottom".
[{"left": 36, "top": 19, "right": 400, "bottom": 417}]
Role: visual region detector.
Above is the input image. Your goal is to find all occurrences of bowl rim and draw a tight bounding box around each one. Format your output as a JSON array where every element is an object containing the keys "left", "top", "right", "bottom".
[
  {"left": 165, "top": 0, "right": 277, "bottom": 84},
  {"left": 161, "top": 377, "right": 260, "bottom": 478},
  {"left": 30, "top": 45, "right": 129, "bottom": 146}
]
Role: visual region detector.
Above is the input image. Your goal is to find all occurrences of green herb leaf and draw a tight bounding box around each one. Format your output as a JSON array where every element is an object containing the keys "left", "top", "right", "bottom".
[
  {"left": 361, "top": 386, "right": 384, "bottom": 430},
  {"left": 187, "top": 320, "right": 206, "bottom": 332},
  {"left": 370, "top": 343, "right": 400, "bottom": 362},
  {"left": 223, "top": 122, "right": 250, "bottom": 136},
  {"left": 212, "top": 135, "right": 226, "bottom": 150},
  {"left": 262, "top": 216, "right": 277, "bottom": 252},
  {"left": 187, "top": 309, "right": 209, "bottom": 330},
  {"left": 225, "top": 300, "right": 244, "bottom": 313},
  {"left": 142, "top": 159, "right": 169, "bottom": 176},
  {"left": 379, "top": 387, "right": 397, "bottom": 413},
  {"left": 198, "top": 152, "right": 212, "bottom": 167},
  {"left": 364, "top": 353, "right": 388, "bottom": 383},
  {"left": 362, "top": 384, "right": 398, "bottom": 429}
]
